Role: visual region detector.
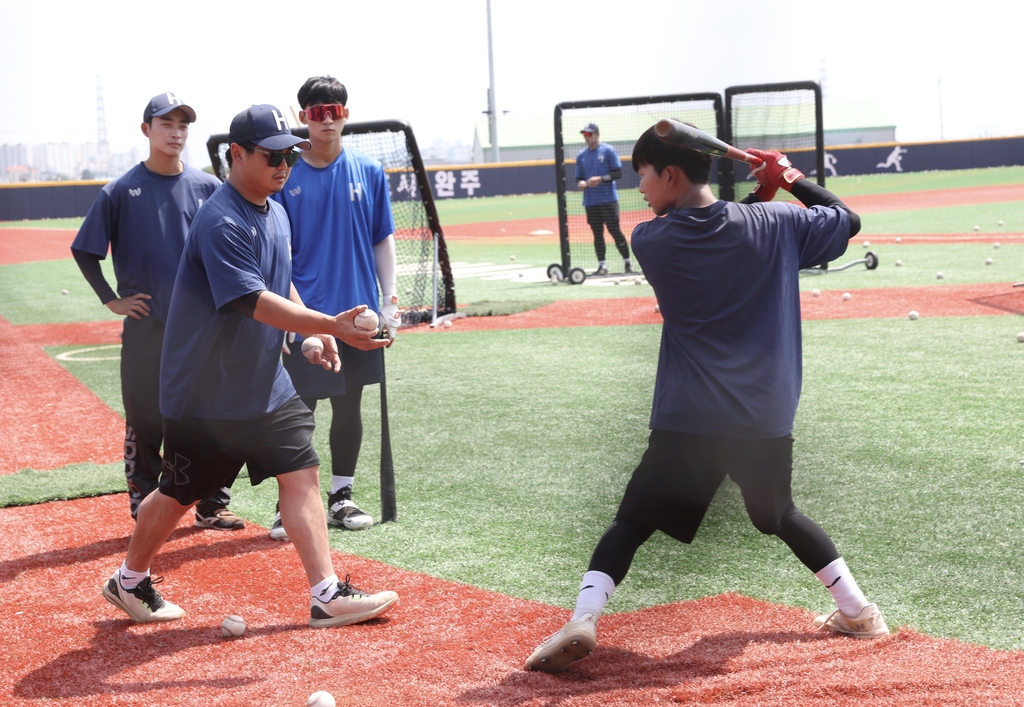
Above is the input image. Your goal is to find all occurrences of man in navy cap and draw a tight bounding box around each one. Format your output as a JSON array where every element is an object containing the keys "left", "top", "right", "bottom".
[
  {"left": 72, "top": 92, "right": 245, "bottom": 531},
  {"left": 576, "top": 122, "right": 632, "bottom": 275},
  {"left": 101, "top": 104, "right": 399, "bottom": 629}
]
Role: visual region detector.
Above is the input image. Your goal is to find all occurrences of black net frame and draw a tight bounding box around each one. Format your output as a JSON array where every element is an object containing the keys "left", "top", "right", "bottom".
[
  {"left": 205, "top": 120, "right": 456, "bottom": 326},
  {"left": 553, "top": 94, "right": 724, "bottom": 279},
  {"left": 722, "top": 81, "right": 825, "bottom": 202}
]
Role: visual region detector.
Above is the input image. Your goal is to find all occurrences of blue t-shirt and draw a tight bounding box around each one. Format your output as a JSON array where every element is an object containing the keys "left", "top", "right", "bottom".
[
  {"left": 632, "top": 199, "right": 851, "bottom": 438},
  {"left": 71, "top": 162, "right": 221, "bottom": 324},
  {"left": 160, "top": 182, "right": 296, "bottom": 421},
  {"left": 272, "top": 148, "right": 395, "bottom": 318},
  {"left": 575, "top": 142, "right": 621, "bottom": 206}
]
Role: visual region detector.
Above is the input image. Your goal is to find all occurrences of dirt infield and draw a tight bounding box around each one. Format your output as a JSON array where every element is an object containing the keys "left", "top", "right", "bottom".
[
  {"left": 0, "top": 227, "right": 78, "bottom": 265},
  {"left": 2, "top": 494, "right": 1023, "bottom": 707}
]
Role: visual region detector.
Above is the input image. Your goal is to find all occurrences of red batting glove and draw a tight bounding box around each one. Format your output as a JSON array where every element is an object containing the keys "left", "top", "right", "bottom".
[
  {"left": 751, "top": 183, "right": 778, "bottom": 202},
  {"left": 747, "top": 148, "right": 805, "bottom": 192}
]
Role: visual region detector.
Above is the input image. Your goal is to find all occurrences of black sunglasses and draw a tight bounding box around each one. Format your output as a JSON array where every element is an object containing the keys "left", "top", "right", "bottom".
[{"left": 252, "top": 145, "right": 300, "bottom": 168}]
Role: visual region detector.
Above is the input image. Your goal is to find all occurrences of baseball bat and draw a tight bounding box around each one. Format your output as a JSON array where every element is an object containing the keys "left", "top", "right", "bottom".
[
  {"left": 655, "top": 119, "right": 762, "bottom": 166},
  {"left": 379, "top": 352, "right": 397, "bottom": 523}
]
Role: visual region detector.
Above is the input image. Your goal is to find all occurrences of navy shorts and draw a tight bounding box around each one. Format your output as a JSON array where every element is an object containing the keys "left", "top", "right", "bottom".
[
  {"left": 282, "top": 339, "right": 383, "bottom": 399},
  {"left": 615, "top": 430, "right": 795, "bottom": 543},
  {"left": 158, "top": 395, "right": 320, "bottom": 507}
]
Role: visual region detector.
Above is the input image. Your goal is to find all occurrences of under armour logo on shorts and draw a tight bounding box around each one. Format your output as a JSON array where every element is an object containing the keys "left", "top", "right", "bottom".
[{"left": 162, "top": 453, "right": 192, "bottom": 486}]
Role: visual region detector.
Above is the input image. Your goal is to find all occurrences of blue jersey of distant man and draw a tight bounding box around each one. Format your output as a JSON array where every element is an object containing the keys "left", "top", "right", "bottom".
[
  {"left": 575, "top": 143, "right": 621, "bottom": 207},
  {"left": 273, "top": 148, "right": 395, "bottom": 317},
  {"left": 160, "top": 182, "right": 296, "bottom": 421},
  {"left": 631, "top": 200, "right": 851, "bottom": 439},
  {"left": 71, "top": 163, "right": 221, "bottom": 323}
]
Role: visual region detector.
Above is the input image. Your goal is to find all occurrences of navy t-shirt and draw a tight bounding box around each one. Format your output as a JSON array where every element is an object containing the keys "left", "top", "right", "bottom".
[
  {"left": 71, "top": 162, "right": 221, "bottom": 324},
  {"left": 575, "top": 143, "right": 621, "bottom": 206},
  {"left": 631, "top": 199, "right": 851, "bottom": 438},
  {"left": 160, "top": 182, "right": 296, "bottom": 421}
]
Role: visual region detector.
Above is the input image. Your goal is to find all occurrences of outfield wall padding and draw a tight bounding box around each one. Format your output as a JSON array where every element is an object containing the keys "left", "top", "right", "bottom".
[{"left": 3, "top": 136, "right": 1024, "bottom": 219}]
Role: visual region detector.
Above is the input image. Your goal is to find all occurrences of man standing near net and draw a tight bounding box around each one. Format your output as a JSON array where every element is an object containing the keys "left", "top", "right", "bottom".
[
  {"left": 576, "top": 122, "right": 632, "bottom": 275},
  {"left": 101, "top": 103, "right": 398, "bottom": 628},
  {"left": 71, "top": 92, "right": 244, "bottom": 531},
  {"left": 267, "top": 76, "right": 400, "bottom": 541},
  {"left": 526, "top": 127, "right": 888, "bottom": 673}
]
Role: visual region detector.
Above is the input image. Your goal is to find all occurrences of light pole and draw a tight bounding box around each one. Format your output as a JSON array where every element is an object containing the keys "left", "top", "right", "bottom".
[{"left": 486, "top": 0, "right": 500, "bottom": 162}]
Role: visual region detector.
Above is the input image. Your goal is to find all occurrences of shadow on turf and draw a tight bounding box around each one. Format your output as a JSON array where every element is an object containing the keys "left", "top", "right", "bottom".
[
  {"left": 457, "top": 630, "right": 819, "bottom": 706},
  {"left": 13, "top": 619, "right": 298, "bottom": 699},
  {"left": 0, "top": 527, "right": 278, "bottom": 584}
]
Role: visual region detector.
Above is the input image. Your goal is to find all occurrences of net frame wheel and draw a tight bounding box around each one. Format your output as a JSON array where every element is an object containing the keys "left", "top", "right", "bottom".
[
  {"left": 568, "top": 267, "right": 586, "bottom": 285},
  {"left": 547, "top": 263, "right": 563, "bottom": 280},
  {"left": 865, "top": 251, "right": 879, "bottom": 270}
]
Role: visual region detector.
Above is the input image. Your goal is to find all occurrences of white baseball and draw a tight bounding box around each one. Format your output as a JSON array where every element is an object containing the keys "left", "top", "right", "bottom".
[
  {"left": 862, "top": 241, "right": 870, "bottom": 247},
  {"left": 936, "top": 272, "right": 944, "bottom": 280},
  {"left": 811, "top": 289, "right": 820, "bottom": 297},
  {"left": 908, "top": 311, "right": 919, "bottom": 320},
  {"left": 994, "top": 242, "right": 1001, "bottom": 249},
  {"left": 895, "top": 237, "right": 901, "bottom": 243},
  {"left": 301, "top": 337, "right": 324, "bottom": 362},
  {"left": 895, "top": 259, "right": 902, "bottom": 266},
  {"left": 842, "top": 292, "right": 851, "bottom": 301},
  {"left": 997, "top": 220, "right": 1004, "bottom": 226},
  {"left": 442, "top": 319, "right": 453, "bottom": 328},
  {"left": 1017, "top": 332, "right": 1024, "bottom": 343},
  {"left": 61, "top": 289, "right": 68, "bottom": 295},
  {"left": 973, "top": 225, "right": 979, "bottom": 231},
  {"left": 307, "top": 691, "right": 336, "bottom": 707},
  {"left": 986, "top": 258, "right": 993, "bottom": 265},
  {"left": 354, "top": 310, "right": 379, "bottom": 331},
  {"left": 221, "top": 614, "right": 245, "bottom": 638}
]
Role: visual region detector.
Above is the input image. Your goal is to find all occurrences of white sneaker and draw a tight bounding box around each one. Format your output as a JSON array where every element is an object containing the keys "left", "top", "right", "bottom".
[
  {"left": 327, "top": 487, "right": 374, "bottom": 530},
  {"left": 525, "top": 613, "right": 597, "bottom": 673},
  {"left": 269, "top": 503, "right": 289, "bottom": 542},
  {"left": 309, "top": 575, "right": 398, "bottom": 628},
  {"left": 814, "top": 602, "right": 890, "bottom": 639},
  {"left": 101, "top": 569, "right": 185, "bottom": 622}
]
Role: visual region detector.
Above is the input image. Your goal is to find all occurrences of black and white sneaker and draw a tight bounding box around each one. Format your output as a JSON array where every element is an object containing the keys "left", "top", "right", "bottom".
[
  {"left": 593, "top": 265, "right": 609, "bottom": 276},
  {"left": 101, "top": 569, "right": 184, "bottom": 622},
  {"left": 269, "top": 502, "right": 289, "bottom": 542},
  {"left": 327, "top": 486, "right": 373, "bottom": 530},
  {"left": 624, "top": 262, "right": 633, "bottom": 274},
  {"left": 309, "top": 574, "right": 398, "bottom": 628}
]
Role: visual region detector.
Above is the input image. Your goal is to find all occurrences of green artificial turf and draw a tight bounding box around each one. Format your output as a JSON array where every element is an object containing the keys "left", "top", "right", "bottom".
[
  {"left": 0, "top": 258, "right": 121, "bottom": 325},
  {"left": 862, "top": 201, "right": 1024, "bottom": 235},
  {"left": 0, "top": 217, "right": 84, "bottom": 229}
]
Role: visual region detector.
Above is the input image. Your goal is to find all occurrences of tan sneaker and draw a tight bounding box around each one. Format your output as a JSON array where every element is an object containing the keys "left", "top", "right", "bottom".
[
  {"left": 309, "top": 575, "right": 398, "bottom": 628},
  {"left": 814, "top": 602, "right": 890, "bottom": 638},
  {"left": 102, "top": 570, "right": 185, "bottom": 622},
  {"left": 525, "top": 613, "right": 598, "bottom": 673}
]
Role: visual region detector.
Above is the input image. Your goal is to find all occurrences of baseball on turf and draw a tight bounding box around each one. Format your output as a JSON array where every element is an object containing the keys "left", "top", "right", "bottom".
[
  {"left": 986, "top": 258, "right": 993, "bottom": 265},
  {"left": 997, "top": 219, "right": 1004, "bottom": 226},
  {"left": 61, "top": 289, "right": 68, "bottom": 295},
  {"left": 973, "top": 225, "right": 979, "bottom": 231},
  {"left": 994, "top": 242, "right": 1001, "bottom": 249},
  {"left": 936, "top": 272, "right": 944, "bottom": 279},
  {"left": 307, "top": 691, "right": 336, "bottom": 707},
  {"left": 895, "top": 259, "right": 902, "bottom": 266},
  {"left": 1017, "top": 332, "right": 1024, "bottom": 343},
  {"left": 354, "top": 310, "right": 379, "bottom": 331},
  {"left": 221, "top": 614, "right": 245, "bottom": 638},
  {"left": 908, "top": 311, "right": 919, "bottom": 320},
  {"left": 301, "top": 336, "right": 324, "bottom": 361}
]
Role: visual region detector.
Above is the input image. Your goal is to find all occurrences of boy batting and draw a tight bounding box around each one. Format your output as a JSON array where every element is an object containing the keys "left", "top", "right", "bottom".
[{"left": 526, "top": 125, "right": 888, "bottom": 674}]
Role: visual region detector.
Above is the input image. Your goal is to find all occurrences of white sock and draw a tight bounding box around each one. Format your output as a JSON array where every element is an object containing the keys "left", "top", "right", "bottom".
[
  {"left": 119, "top": 561, "right": 149, "bottom": 590},
  {"left": 598, "top": 260, "right": 607, "bottom": 268},
  {"left": 311, "top": 574, "right": 340, "bottom": 602},
  {"left": 570, "top": 570, "right": 616, "bottom": 621},
  {"left": 815, "top": 558, "right": 869, "bottom": 617},
  {"left": 331, "top": 476, "right": 354, "bottom": 495}
]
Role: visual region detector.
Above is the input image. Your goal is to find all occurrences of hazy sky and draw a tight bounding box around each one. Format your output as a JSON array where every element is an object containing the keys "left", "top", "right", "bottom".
[{"left": 1, "top": 0, "right": 1020, "bottom": 168}]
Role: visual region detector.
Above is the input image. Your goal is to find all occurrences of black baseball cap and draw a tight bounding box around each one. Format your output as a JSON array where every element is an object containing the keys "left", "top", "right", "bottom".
[
  {"left": 581, "top": 122, "right": 599, "bottom": 134},
  {"left": 144, "top": 92, "right": 196, "bottom": 123},
  {"left": 229, "top": 104, "right": 312, "bottom": 151}
]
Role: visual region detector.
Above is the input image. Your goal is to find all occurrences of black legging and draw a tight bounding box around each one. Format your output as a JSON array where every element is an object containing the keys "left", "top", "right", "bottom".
[
  {"left": 588, "top": 505, "right": 839, "bottom": 586},
  {"left": 585, "top": 203, "right": 630, "bottom": 262},
  {"left": 302, "top": 386, "right": 364, "bottom": 478}
]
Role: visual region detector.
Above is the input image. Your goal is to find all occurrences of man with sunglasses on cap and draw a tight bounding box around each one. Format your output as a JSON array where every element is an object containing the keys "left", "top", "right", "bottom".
[
  {"left": 267, "top": 75, "right": 400, "bottom": 541},
  {"left": 72, "top": 92, "right": 245, "bottom": 532},
  {"left": 101, "top": 104, "right": 398, "bottom": 628},
  {"left": 576, "top": 123, "right": 632, "bottom": 276}
]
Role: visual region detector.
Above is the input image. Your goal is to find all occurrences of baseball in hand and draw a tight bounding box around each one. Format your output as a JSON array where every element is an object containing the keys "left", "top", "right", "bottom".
[
  {"left": 354, "top": 310, "right": 379, "bottom": 332},
  {"left": 307, "top": 691, "right": 336, "bottom": 707},
  {"left": 221, "top": 614, "right": 246, "bottom": 638},
  {"left": 301, "top": 336, "right": 324, "bottom": 362}
]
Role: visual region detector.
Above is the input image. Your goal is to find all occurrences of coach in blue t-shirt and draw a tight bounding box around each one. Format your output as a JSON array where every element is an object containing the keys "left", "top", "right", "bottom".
[
  {"left": 101, "top": 104, "right": 398, "bottom": 630},
  {"left": 575, "top": 122, "right": 632, "bottom": 275},
  {"left": 71, "top": 92, "right": 242, "bottom": 530},
  {"left": 527, "top": 127, "right": 889, "bottom": 674}
]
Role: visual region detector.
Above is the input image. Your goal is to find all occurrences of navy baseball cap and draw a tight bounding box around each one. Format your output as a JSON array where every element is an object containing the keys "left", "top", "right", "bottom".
[
  {"left": 144, "top": 92, "right": 196, "bottom": 123},
  {"left": 581, "top": 122, "right": 599, "bottom": 134},
  {"left": 229, "top": 104, "right": 311, "bottom": 150}
]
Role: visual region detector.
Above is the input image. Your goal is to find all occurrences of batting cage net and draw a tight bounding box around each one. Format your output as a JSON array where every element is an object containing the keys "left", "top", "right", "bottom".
[
  {"left": 553, "top": 94, "right": 723, "bottom": 283},
  {"left": 205, "top": 120, "right": 456, "bottom": 326},
  {"left": 722, "top": 81, "right": 824, "bottom": 202}
]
